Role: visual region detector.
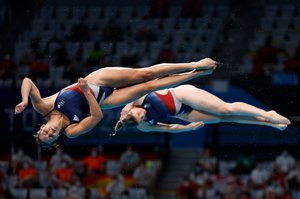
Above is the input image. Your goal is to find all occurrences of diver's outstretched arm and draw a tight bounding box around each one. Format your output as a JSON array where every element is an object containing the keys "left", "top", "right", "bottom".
[{"left": 137, "top": 121, "right": 204, "bottom": 133}]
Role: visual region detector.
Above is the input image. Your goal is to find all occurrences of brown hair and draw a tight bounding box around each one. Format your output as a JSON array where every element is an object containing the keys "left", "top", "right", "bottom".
[
  {"left": 112, "top": 113, "right": 139, "bottom": 136},
  {"left": 34, "top": 130, "right": 61, "bottom": 151}
]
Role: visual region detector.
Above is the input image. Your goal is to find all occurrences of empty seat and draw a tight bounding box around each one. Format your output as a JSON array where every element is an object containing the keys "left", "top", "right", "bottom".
[
  {"left": 216, "top": 5, "right": 230, "bottom": 17},
  {"left": 149, "top": 41, "right": 163, "bottom": 53},
  {"left": 265, "top": 5, "right": 278, "bottom": 18},
  {"left": 211, "top": 18, "right": 224, "bottom": 31},
  {"left": 133, "top": 6, "right": 148, "bottom": 19},
  {"left": 54, "top": 79, "right": 71, "bottom": 88},
  {"left": 34, "top": 161, "right": 48, "bottom": 171},
  {"left": 56, "top": 7, "right": 70, "bottom": 20},
  {"left": 292, "top": 191, "right": 300, "bottom": 199},
  {"left": 48, "top": 42, "right": 60, "bottom": 54},
  {"left": 36, "top": 78, "right": 53, "bottom": 88},
  {"left": 273, "top": 17, "right": 291, "bottom": 31},
  {"left": 52, "top": 189, "right": 67, "bottom": 199},
  {"left": 172, "top": 29, "right": 186, "bottom": 44},
  {"left": 82, "top": 42, "right": 94, "bottom": 61},
  {"left": 163, "top": 18, "right": 176, "bottom": 30},
  {"left": 40, "top": 30, "right": 55, "bottom": 41},
  {"left": 66, "top": 42, "right": 80, "bottom": 58},
  {"left": 145, "top": 18, "right": 161, "bottom": 29},
  {"left": 260, "top": 17, "right": 274, "bottom": 31},
  {"left": 15, "top": 42, "right": 29, "bottom": 51},
  {"left": 46, "top": 19, "right": 60, "bottom": 32},
  {"left": 280, "top": 4, "right": 295, "bottom": 19},
  {"left": 250, "top": 189, "right": 264, "bottom": 199},
  {"left": 83, "top": 42, "right": 94, "bottom": 52},
  {"left": 115, "top": 41, "right": 128, "bottom": 54},
  {"left": 106, "top": 160, "right": 121, "bottom": 176},
  {"left": 270, "top": 31, "right": 285, "bottom": 44},
  {"left": 90, "top": 189, "right": 100, "bottom": 199},
  {"left": 282, "top": 4, "right": 295, "bottom": 13},
  {"left": 40, "top": 7, "right": 54, "bottom": 19},
  {"left": 291, "top": 16, "right": 300, "bottom": 28},
  {"left": 283, "top": 43, "right": 296, "bottom": 56},
  {"left": 129, "top": 188, "right": 147, "bottom": 199},
  {"left": 169, "top": 6, "right": 181, "bottom": 17},
  {"left": 88, "top": 7, "right": 102, "bottom": 19},
  {"left": 49, "top": 66, "right": 65, "bottom": 79},
  {"left": 0, "top": 161, "right": 9, "bottom": 174},
  {"left": 101, "top": 42, "right": 114, "bottom": 54},
  {"left": 177, "top": 18, "right": 192, "bottom": 30},
  {"left": 11, "top": 188, "right": 28, "bottom": 199},
  {"left": 254, "top": 31, "right": 268, "bottom": 43},
  {"left": 31, "top": 18, "right": 45, "bottom": 32},
  {"left": 287, "top": 31, "right": 300, "bottom": 42},
  {"left": 248, "top": 40, "right": 263, "bottom": 51},
  {"left": 240, "top": 56, "right": 254, "bottom": 74},
  {"left": 120, "top": 6, "right": 134, "bottom": 19},
  {"left": 71, "top": 7, "right": 87, "bottom": 19},
  {"left": 104, "top": 6, "right": 120, "bottom": 18},
  {"left": 16, "top": 65, "right": 30, "bottom": 78},
  {"left": 202, "top": 6, "right": 214, "bottom": 17},
  {"left": 0, "top": 79, "right": 13, "bottom": 87},
  {"left": 29, "top": 189, "right": 46, "bottom": 199}
]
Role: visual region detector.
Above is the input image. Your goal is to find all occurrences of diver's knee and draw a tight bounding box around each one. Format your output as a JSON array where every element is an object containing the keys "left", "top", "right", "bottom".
[{"left": 138, "top": 68, "right": 154, "bottom": 81}]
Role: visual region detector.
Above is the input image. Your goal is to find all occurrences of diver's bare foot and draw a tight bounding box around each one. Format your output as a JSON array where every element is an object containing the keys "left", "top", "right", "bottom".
[
  {"left": 194, "top": 58, "right": 217, "bottom": 71},
  {"left": 268, "top": 111, "right": 291, "bottom": 125},
  {"left": 273, "top": 123, "right": 288, "bottom": 131}
]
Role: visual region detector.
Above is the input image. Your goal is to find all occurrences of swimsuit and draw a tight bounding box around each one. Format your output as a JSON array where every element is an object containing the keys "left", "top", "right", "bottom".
[
  {"left": 141, "top": 89, "right": 193, "bottom": 125},
  {"left": 44, "top": 83, "right": 113, "bottom": 124}
]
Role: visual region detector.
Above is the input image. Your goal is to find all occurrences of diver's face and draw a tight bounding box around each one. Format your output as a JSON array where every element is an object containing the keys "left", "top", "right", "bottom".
[
  {"left": 129, "top": 107, "right": 146, "bottom": 123},
  {"left": 38, "top": 124, "right": 60, "bottom": 144}
]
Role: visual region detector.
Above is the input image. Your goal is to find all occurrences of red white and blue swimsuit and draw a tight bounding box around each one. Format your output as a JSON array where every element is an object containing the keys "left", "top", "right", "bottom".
[
  {"left": 141, "top": 89, "right": 193, "bottom": 125},
  {"left": 44, "top": 83, "right": 113, "bottom": 124}
]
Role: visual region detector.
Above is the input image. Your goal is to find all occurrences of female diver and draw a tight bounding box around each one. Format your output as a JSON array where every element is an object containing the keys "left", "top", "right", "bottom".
[
  {"left": 14, "top": 58, "right": 217, "bottom": 149},
  {"left": 115, "top": 85, "right": 291, "bottom": 133}
]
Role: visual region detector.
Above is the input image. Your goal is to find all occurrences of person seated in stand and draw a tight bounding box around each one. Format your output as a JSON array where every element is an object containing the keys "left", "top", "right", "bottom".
[
  {"left": 11, "top": 148, "right": 33, "bottom": 174},
  {"left": 83, "top": 147, "right": 106, "bottom": 175},
  {"left": 49, "top": 148, "right": 73, "bottom": 173},
  {"left": 18, "top": 162, "right": 38, "bottom": 188},
  {"left": 133, "top": 161, "right": 155, "bottom": 191},
  {"left": 120, "top": 145, "right": 140, "bottom": 174},
  {"left": 50, "top": 161, "right": 75, "bottom": 188}
]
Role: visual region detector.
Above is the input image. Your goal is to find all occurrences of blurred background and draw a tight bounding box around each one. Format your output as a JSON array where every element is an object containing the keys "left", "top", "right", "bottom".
[{"left": 0, "top": 0, "right": 300, "bottom": 198}]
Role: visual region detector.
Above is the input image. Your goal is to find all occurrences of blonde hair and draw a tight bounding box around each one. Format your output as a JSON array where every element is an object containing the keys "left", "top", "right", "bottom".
[{"left": 112, "top": 113, "right": 139, "bottom": 136}]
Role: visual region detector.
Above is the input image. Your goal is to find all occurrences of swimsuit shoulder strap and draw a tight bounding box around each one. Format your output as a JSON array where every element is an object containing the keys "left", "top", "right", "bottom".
[{"left": 43, "top": 91, "right": 61, "bottom": 118}]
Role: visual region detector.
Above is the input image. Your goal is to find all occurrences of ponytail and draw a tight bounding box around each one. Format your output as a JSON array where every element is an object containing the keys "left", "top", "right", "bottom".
[
  {"left": 112, "top": 113, "right": 139, "bottom": 136},
  {"left": 112, "top": 120, "right": 125, "bottom": 136}
]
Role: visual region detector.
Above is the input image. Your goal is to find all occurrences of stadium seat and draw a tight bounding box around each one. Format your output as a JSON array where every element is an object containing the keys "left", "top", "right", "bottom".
[
  {"left": 51, "top": 189, "right": 67, "bottom": 199},
  {"left": 29, "top": 189, "right": 46, "bottom": 199},
  {"left": 11, "top": 188, "right": 28, "bottom": 199}
]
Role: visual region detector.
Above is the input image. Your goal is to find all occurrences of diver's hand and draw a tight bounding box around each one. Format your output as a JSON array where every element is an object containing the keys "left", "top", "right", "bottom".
[
  {"left": 78, "top": 78, "right": 89, "bottom": 93},
  {"left": 185, "top": 121, "right": 204, "bottom": 130},
  {"left": 120, "top": 103, "right": 134, "bottom": 120},
  {"left": 120, "top": 110, "right": 127, "bottom": 120},
  {"left": 15, "top": 101, "right": 28, "bottom": 114}
]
